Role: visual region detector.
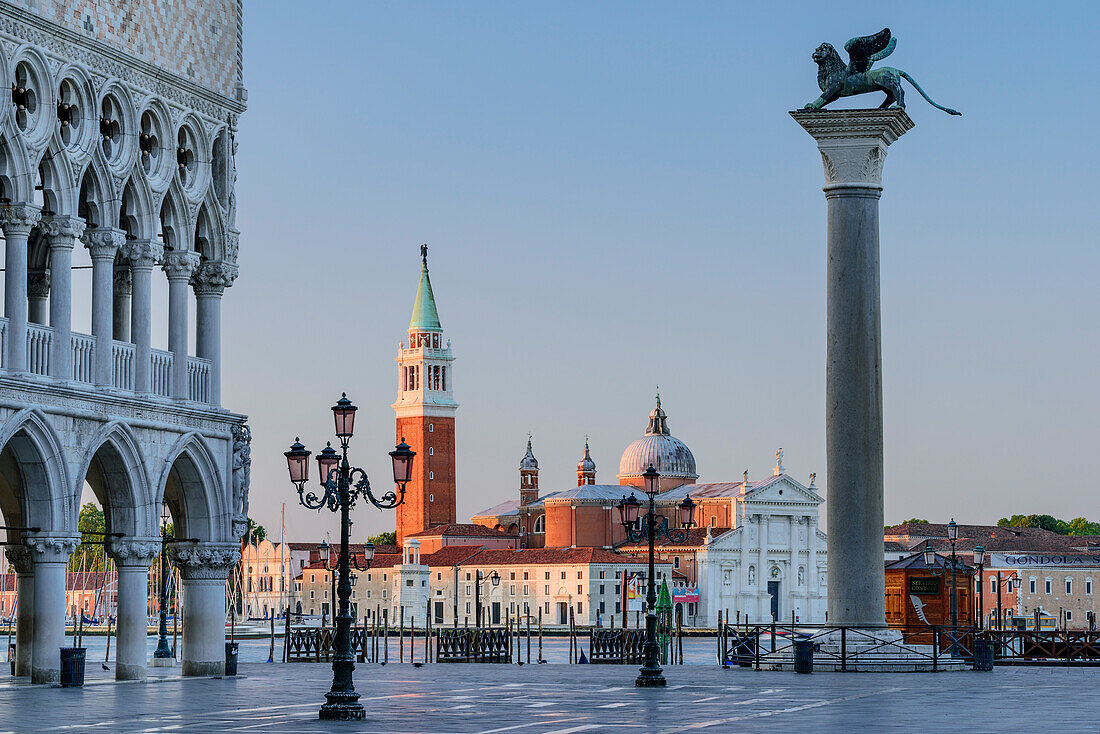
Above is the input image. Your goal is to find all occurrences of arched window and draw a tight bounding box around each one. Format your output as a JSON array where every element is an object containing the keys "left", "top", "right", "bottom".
[{"left": 533, "top": 515, "right": 545, "bottom": 533}]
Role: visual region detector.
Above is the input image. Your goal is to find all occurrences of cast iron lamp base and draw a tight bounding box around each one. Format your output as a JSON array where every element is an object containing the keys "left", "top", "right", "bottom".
[{"left": 319, "top": 694, "right": 365, "bottom": 721}]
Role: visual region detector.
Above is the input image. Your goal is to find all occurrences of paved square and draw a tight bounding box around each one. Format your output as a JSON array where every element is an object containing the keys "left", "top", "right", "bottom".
[{"left": 1, "top": 662, "right": 1098, "bottom": 733}]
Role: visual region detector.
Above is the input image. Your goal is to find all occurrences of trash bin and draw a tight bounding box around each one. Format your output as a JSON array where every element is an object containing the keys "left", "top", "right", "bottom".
[
  {"left": 225, "top": 641, "right": 239, "bottom": 676},
  {"left": 736, "top": 635, "right": 756, "bottom": 668},
  {"left": 793, "top": 639, "right": 814, "bottom": 674},
  {"left": 972, "top": 639, "right": 994, "bottom": 672},
  {"left": 8, "top": 644, "right": 15, "bottom": 676},
  {"left": 59, "top": 647, "right": 86, "bottom": 687}
]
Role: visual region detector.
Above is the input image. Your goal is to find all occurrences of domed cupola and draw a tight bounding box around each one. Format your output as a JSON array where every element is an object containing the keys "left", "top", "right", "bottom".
[
  {"left": 577, "top": 438, "right": 596, "bottom": 485},
  {"left": 617, "top": 393, "right": 698, "bottom": 491},
  {"left": 519, "top": 435, "right": 539, "bottom": 505}
]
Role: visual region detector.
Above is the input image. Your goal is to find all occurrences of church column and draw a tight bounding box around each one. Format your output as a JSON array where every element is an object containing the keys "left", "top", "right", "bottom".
[
  {"left": 192, "top": 261, "right": 237, "bottom": 406},
  {"left": 25, "top": 535, "right": 79, "bottom": 684},
  {"left": 83, "top": 228, "right": 125, "bottom": 386},
  {"left": 39, "top": 216, "right": 84, "bottom": 381},
  {"left": 121, "top": 239, "right": 163, "bottom": 394},
  {"left": 107, "top": 540, "right": 159, "bottom": 680},
  {"left": 5, "top": 548, "right": 34, "bottom": 676},
  {"left": 1, "top": 204, "right": 42, "bottom": 373},
  {"left": 113, "top": 264, "right": 132, "bottom": 342},
  {"left": 162, "top": 250, "right": 200, "bottom": 400},
  {"left": 171, "top": 544, "right": 239, "bottom": 676},
  {"left": 758, "top": 514, "right": 770, "bottom": 620},
  {"left": 27, "top": 271, "right": 49, "bottom": 325}
]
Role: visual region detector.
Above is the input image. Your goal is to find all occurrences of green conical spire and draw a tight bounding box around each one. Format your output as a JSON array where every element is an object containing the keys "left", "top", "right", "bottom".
[{"left": 409, "top": 245, "right": 442, "bottom": 332}]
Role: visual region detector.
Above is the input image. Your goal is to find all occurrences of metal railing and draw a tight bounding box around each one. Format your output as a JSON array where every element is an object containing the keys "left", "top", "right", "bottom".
[{"left": 589, "top": 628, "right": 645, "bottom": 664}]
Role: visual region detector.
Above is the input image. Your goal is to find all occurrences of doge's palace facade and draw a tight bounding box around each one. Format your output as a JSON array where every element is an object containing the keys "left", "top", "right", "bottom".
[{"left": 0, "top": 1, "right": 249, "bottom": 683}]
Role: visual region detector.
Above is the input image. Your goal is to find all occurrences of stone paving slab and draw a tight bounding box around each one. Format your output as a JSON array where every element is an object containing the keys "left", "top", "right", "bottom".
[{"left": 0, "top": 662, "right": 1097, "bottom": 733}]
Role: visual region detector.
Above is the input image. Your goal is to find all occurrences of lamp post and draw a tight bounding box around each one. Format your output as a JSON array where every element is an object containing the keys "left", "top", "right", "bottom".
[
  {"left": 473, "top": 569, "right": 501, "bottom": 628},
  {"left": 617, "top": 465, "right": 695, "bottom": 687},
  {"left": 285, "top": 393, "right": 414, "bottom": 721},
  {"left": 923, "top": 519, "right": 969, "bottom": 656},
  {"left": 989, "top": 570, "right": 1018, "bottom": 631},
  {"left": 153, "top": 506, "right": 173, "bottom": 661},
  {"left": 973, "top": 545, "right": 985, "bottom": 630}
]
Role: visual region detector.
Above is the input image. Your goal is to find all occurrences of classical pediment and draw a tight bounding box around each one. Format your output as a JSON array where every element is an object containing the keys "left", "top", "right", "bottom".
[{"left": 742, "top": 475, "right": 823, "bottom": 506}]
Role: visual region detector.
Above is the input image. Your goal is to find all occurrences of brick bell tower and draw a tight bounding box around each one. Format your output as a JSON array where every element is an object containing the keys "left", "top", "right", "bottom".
[{"left": 393, "top": 246, "right": 457, "bottom": 546}]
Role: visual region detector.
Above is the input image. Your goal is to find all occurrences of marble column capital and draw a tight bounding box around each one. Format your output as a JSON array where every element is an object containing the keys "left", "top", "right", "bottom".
[
  {"left": 161, "top": 249, "right": 201, "bottom": 281},
  {"left": 119, "top": 238, "right": 164, "bottom": 269},
  {"left": 191, "top": 260, "right": 238, "bottom": 296},
  {"left": 790, "top": 109, "right": 913, "bottom": 189},
  {"left": 170, "top": 542, "right": 240, "bottom": 580},
  {"left": 107, "top": 538, "right": 161, "bottom": 567},
  {"left": 0, "top": 203, "right": 41, "bottom": 235},
  {"left": 27, "top": 269, "right": 50, "bottom": 298},
  {"left": 23, "top": 534, "right": 80, "bottom": 564},
  {"left": 38, "top": 214, "right": 86, "bottom": 243},
  {"left": 5, "top": 545, "right": 35, "bottom": 574},
  {"left": 82, "top": 227, "right": 126, "bottom": 260},
  {"left": 113, "top": 265, "right": 133, "bottom": 295}
]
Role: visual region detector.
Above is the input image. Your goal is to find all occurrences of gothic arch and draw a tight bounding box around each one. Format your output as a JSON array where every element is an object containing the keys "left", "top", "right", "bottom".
[
  {"left": 119, "top": 173, "right": 156, "bottom": 240},
  {"left": 194, "top": 201, "right": 222, "bottom": 262},
  {"left": 75, "top": 421, "right": 153, "bottom": 538},
  {"left": 0, "top": 409, "right": 72, "bottom": 534},
  {"left": 36, "top": 143, "right": 77, "bottom": 217},
  {"left": 77, "top": 157, "right": 114, "bottom": 229},
  {"left": 0, "top": 133, "right": 34, "bottom": 203},
  {"left": 159, "top": 183, "right": 193, "bottom": 252},
  {"left": 157, "top": 432, "right": 225, "bottom": 542}
]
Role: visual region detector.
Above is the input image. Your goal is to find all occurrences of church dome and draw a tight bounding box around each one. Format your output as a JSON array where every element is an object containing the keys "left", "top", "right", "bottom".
[
  {"left": 577, "top": 439, "right": 596, "bottom": 473},
  {"left": 618, "top": 397, "right": 698, "bottom": 482},
  {"left": 519, "top": 437, "right": 538, "bottom": 470}
]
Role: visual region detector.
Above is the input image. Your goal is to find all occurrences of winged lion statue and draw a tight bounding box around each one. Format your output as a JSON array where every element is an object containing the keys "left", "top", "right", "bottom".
[{"left": 803, "top": 28, "right": 960, "bottom": 116}]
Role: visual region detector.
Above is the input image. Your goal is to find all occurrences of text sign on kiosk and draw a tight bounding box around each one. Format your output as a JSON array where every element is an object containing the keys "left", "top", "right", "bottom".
[{"left": 908, "top": 576, "right": 941, "bottom": 595}]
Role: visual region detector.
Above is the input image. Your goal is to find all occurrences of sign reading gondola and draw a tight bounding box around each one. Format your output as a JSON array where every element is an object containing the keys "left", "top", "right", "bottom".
[{"left": 908, "top": 576, "right": 940, "bottom": 595}]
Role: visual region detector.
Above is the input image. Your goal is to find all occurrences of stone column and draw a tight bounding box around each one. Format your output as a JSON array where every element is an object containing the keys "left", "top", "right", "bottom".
[
  {"left": 1, "top": 204, "right": 42, "bottom": 373},
  {"left": 120, "top": 239, "right": 163, "bottom": 394},
  {"left": 107, "top": 539, "right": 159, "bottom": 680},
  {"left": 162, "top": 250, "right": 200, "bottom": 400},
  {"left": 27, "top": 271, "right": 49, "bottom": 325},
  {"left": 191, "top": 261, "right": 237, "bottom": 405},
  {"left": 758, "top": 514, "right": 770, "bottom": 620},
  {"left": 83, "top": 228, "right": 126, "bottom": 387},
  {"left": 170, "top": 543, "right": 239, "bottom": 676},
  {"left": 5, "top": 547, "right": 34, "bottom": 676},
  {"left": 25, "top": 535, "right": 79, "bottom": 684},
  {"left": 791, "top": 109, "right": 913, "bottom": 628},
  {"left": 113, "top": 264, "right": 132, "bottom": 342},
  {"left": 39, "top": 216, "right": 85, "bottom": 381}
]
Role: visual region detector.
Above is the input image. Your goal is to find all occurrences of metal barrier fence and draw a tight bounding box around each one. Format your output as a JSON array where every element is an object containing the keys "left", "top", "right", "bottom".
[{"left": 588, "top": 628, "right": 645, "bottom": 664}]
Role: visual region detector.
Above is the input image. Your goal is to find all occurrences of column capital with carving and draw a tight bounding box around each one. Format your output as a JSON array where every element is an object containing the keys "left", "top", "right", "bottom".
[
  {"left": 113, "top": 265, "right": 133, "bottom": 295},
  {"left": 0, "top": 203, "right": 41, "bottom": 235},
  {"left": 119, "top": 238, "right": 164, "bottom": 269},
  {"left": 191, "top": 260, "right": 239, "bottom": 296},
  {"left": 4, "top": 545, "right": 34, "bottom": 574},
  {"left": 22, "top": 534, "right": 80, "bottom": 564},
  {"left": 28, "top": 269, "right": 50, "bottom": 298},
  {"left": 82, "top": 227, "right": 127, "bottom": 261},
  {"left": 161, "top": 249, "right": 201, "bottom": 281},
  {"left": 169, "top": 542, "right": 240, "bottom": 580},
  {"left": 107, "top": 538, "right": 161, "bottom": 567},
  {"left": 790, "top": 109, "right": 913, "bottom": 189},
  {"left": 38, "top": 214, "right": 86, "bottom": 243}
]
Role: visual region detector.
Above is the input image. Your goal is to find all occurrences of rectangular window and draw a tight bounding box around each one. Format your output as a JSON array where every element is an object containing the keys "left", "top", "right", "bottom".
[
  {"left": 524, "top": 572, "right": 529, "bottom": 580},
  {"left": 599, "top": 584, "right": 605, "bottom": 595},
  {"left": 1087, "top": 580, "right": 1093, "bottom": 595},
  {"left": 406, "top": 579, "right": 413, "bottom": 587},
  {"left": 466, "top": 573, "right": 472, "bottom": 581},
  {"left": 367, "top": 573, "right": 371, "bottom": 582},
  {"left": 615, "top": 584, "right": 620, "bottom": 595},
  {"left": 310, "top": 591, "right": 314, "bottom": 599},
  {"left": 366, "top": 590, "right": 371, "bottom": 599},
  {"left": 465, "top": 602, "right": 470, "bottom": 614},
  {"left": 544, "top": 602, "right": 550, "bottom": 613},
  {"left": 576, "top": 602, "right": 583, "bottom": 614},
  {"left": 465, "top": 585, "right": 471, "bottom": 596},
  {"left": 510, "top": 584, "right": 516, "bottom": 595},
  {"left": 599, "top": 601, "right": 606, "bottom": 613},
  {"left": 545, "top": 572, "right": 550, "bottom": 580},
  {"left": 577, "top": 585, "right": 583, "bottom": 594},
  {"left": 561, "top": 572, "right": 566, "bottom": 580},
  {"left": 599, "top": 571, "right": 605, "bottom": 579},
  {"left": 577, "top": 571, "right": 583, "bottom": 579},
  {"left": 673, "top": 556, "right": 680, "bottom": 569},
  {"left": 1030, "top": 579, "right": 1036, "bottom": 594},
  {"left": 1045, "top": 579, "right": 1052, "bottom": 595},
  {"left": 437, "top": 572, "right": 441, "bottom": 580},
  {"left": 544, "top": 585, "right": 549, "bottom": 595},
  {"left": 1066, "top": 579, "right": 1073, "bottom": 595},
  {"left": 510, "top": 572, "right": 516, "bottom": 580},
  {"left": 615, "top": 601, "right": 621, "bottom": 613},
  {"left": 991, "top": 578, "right": 996, "bottom": 594},
  {"left": 1066, "top": 610, "right": 1073, "bottom": 621}
]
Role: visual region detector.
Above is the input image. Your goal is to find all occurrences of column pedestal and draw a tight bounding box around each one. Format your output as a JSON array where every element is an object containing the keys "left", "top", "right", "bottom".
[
  {"left": 791, "top": 108, "right": 913, "bottom": 628},
  {"left": 171, "top": 543, "right": 239, "bottom": 676},
  {"left": 5, "top": 547, "right": 34, "bottom": 676},
  {"left": 108, "top": 540, "right": 159, "bottom": 680},
  {"left": 25, "top": 535, "right": 78, "bottom": 684}
]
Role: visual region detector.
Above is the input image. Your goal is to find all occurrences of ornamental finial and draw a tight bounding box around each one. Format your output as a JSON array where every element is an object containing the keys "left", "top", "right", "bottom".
[{"left": 420, "top": 243, "right": 428, "bottom": 266}]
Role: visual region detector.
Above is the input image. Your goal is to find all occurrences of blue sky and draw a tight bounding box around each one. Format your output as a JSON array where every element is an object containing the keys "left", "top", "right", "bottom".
[{"left": 229, "top": 2, "right": 1100, "bottom": 540}]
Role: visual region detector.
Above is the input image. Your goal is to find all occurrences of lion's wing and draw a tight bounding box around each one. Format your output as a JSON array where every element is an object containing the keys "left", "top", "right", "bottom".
[{"left": 844, "top": 28, "right": 893, "bottom": 74}]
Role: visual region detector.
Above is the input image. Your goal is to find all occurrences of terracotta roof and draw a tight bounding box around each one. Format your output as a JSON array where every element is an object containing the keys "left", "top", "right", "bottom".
[
  {"left": 884, "top": 541, "right": 909, "bottom": 552},
  {"left": 617, "top": 527, "right": 730, "bottom": 550},
  {"left": 911, "top": 533, "right": 1079, "bottom": 554},
  {"left": 886, "top": 551, "right": 973, "bottom": 571},
  {"left": 421, "top": 546, "right": 485, "bottom": 567},
  {"left": 452, "top": 547, "right": 660, "bottom": 567},
  {"left": 405, "top": 523, "right": 516, "bottom": 539},
  {"left": 885, "top": 523, "right": 1081, "bottom": 552}
]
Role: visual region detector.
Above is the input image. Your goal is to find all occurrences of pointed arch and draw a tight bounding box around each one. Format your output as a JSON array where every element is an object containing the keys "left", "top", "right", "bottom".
[
  {"left": 194, "top": 201, "right": 223, "bottom": 262},
  {"left": 77, "top": 156, "right": 115, "bottom": 229},
  {"left": 74, "top": 421, "right": 153, "bottom": 538},
  {"left": 157, "top": 432, "right": 225, "bottom": 542},
  {"left": 0, "top": 132, "right": 34, "bottom": 203},
  {"left": 119, "top": 172, "right": 156, "bottom": 240},
  {"left": 0, "top": 409, "right": 72, "bottom": 533},
  {"left": 159, "top": 182, "right": 193, "bottom": 252},
  {"left": 36, "top": 142, "right": 77, "bottom": 217}
]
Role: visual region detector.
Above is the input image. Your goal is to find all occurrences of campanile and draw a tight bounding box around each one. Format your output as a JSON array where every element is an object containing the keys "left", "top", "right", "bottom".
[{"left": 393, "top": 247, "right": 457, "bottom": 545}]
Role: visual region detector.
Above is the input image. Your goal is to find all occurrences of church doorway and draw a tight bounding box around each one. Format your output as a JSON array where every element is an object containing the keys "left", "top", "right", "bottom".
[
  {"left": 557, "top": 602, "right": 568, "bottom": 625},
  {"left": 768, "top": 581, "right": 780, "bottom": 620},
  {"left": 491, "top": 602, "right": 501, "bottom": 625}
]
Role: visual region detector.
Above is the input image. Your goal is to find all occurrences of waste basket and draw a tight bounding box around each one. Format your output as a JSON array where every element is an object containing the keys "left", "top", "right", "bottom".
[
  {"left": 59, "top": 647, "right": 86, "bottom": 687},
  {"left": 735, "top": 635, "right": 756, "bottom": 668},
  {"left": 225, "top": 641, "right": 239, "bottom": 676},
  {"left": 793, "top": 639, "right": 814, "bottom": 674},
  {"left": 972, "top": 639, "right": 994, "bottom": 671},
  {"left": 8, "top": 644, "right": 15, "bottom": 676}
]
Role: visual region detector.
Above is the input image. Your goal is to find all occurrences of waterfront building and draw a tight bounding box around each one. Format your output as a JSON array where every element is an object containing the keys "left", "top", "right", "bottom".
[
  {"left": 0, "top": 1, "right": 248, "bottom": 682},
  {"left": 238, "top": 539, "right": 295, "bottom": 619}
]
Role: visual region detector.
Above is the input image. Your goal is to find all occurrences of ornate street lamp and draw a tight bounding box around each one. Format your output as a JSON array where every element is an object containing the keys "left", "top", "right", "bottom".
[
  {"left": 474, "top": 569, "right": 501, "bottom": 627},
  {"left": 155, "top": 504, "right": 197, "bottom": 663},
  {"left": 285, "top": 393, "right": 414, "bottom": 721},
  {"left": 923, "top": 519, "right": 969, "bottom": 656},
  {"left": 617, "top": 465, "right": 695, "bottom": 687},
  {"left": 973, "top": 545, "right": 985, "bottom": 630}
]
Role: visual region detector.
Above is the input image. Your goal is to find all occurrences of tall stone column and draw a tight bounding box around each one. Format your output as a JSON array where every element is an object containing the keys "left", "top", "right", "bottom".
[
  {"left": 791, "top": 109, "right": 913, "bottom": 628},
  {"left": 121, "top": 239, "right": 163, "bottom": 394},
  {"left": 1, "top": 204, "right": 42, "bottom": 373},
  {"left": 113, "top": 264, "right": 132, "bottom": 342},
  {"left": 27, "top": 271, "right": 49, "bottom": 324},
  {"left": 170, "top": 543, "right": 239, "bottom": 676},
  {"left": 83, "top": 228, "right": 126, "bottom": 387},
  {"left": 39, "top": 216, "right": 85, "bottom": 381},
  {"left": 25, "top": 535, "right": 79, "bottom": 684},
  {"left": 107, "top": 539, "right": 159, "bottom": 680},
  {"left": 192, "top": 261, "right": 238, "bottom": 405},
  {"left": 162, "top": 250, "right": 200, "bottom": 400},
  {"left": 5, "top": 547, "right": 34, "bottom": 676}
]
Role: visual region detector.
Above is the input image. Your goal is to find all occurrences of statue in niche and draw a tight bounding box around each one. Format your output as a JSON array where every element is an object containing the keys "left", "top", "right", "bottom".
[
  {"left": 231, "top": 422, "right": 251, "bottom": 538},
  {"left": 803, "top": 28, "right": 960, "bottom": 115},
  {"left": 748, "top": 566, "right": 756, "bottom": 586},
  {"left": 798, "top": 567, "right": 806, "bottom": 586}
]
